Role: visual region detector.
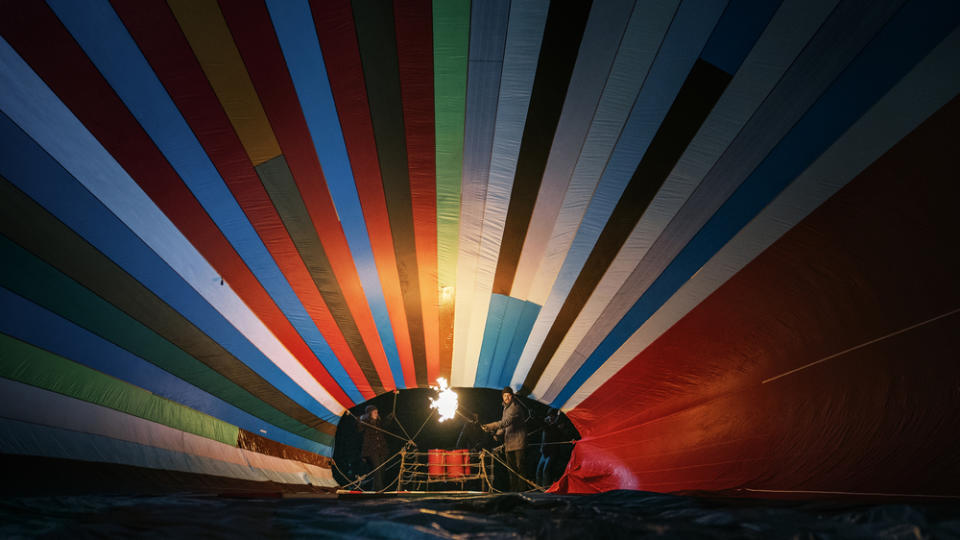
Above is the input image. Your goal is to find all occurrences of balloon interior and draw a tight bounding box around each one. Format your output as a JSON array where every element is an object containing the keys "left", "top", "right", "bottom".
[{"left": 1, "top": 1, "right": 959, "bottom": 536}]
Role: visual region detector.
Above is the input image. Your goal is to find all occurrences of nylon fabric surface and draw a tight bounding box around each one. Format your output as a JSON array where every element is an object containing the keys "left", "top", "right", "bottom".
[
  {"left": 0, "top": 177, "right": 336, "bottom": 442},
  {"left": 538, "top": 0, "right": 797, "bottom": 401},
  {"left": 110, "top": 0, "right": 372, "bottom": 409},
  {"left": 554, "top": 0, "right": 960, "bottom": 406},
  {"left": 0, "top": 28, "right": 346, "bottom": 418},
  {"left": 433, "top": 0, "right": 470, "bottom": 381},
  {"left": 266, "top": 0, "right": 405, "bottom": 393},
  {"left": 562, "top": 91, "right": 960, "bottom": 494},
  {"left": 352, "top": 0, "right": 429, "bottom": 386},
  {"left": 515, "top": 0, "right": 729, "bottom": 395},
  {"left": 450, "top": 0, "right": 511, "bottom": 388}
]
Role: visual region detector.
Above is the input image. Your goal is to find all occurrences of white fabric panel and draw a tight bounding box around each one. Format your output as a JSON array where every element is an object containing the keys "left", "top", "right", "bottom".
[
  {"left": 508, "top": 0, "right": 635, "bottom": 298},
  {"left": 0, "top": 378, "right": 335, "bottom": 486},
  {"left": 453, "top": 0, "right": 549, "bottom": 387},
  {"left": 563, "top": 25, "right": 960, "bottom": 410},
  {"left": 0, "top": 37, "right": 344, "bottom": 417},
  {"left": 536, "top": 0, "right": 840, "bottom": 401}
]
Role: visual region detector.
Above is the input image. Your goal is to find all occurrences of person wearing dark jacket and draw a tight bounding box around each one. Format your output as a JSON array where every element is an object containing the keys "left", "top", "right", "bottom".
[
  {"left": 483, "top": 387, "right": 529, "bottom": 491},
  {"left": 357, "top": 405, "right": 388, "bottom": 491},
  {"left": 537, "top": 409, "right": 564, "bottom": 487}
]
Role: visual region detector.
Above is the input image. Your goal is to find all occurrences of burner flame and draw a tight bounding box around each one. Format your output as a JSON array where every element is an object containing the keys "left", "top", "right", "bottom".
[{"left": 429, "top": 377, "right": 458, "bottom": 422}]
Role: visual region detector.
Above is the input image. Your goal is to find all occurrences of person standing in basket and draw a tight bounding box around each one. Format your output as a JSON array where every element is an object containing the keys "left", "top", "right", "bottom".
[
  {"left": 483, "top": 387, "right": 529, "bottom": 491},
  {"left": 358, "top": 404, "right": 388, "bottom": 491}
]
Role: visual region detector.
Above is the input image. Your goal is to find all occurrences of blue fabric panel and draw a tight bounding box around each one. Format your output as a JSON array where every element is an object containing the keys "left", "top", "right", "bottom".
[
  {"left": 700, "top": 0, "right": 783, "bottom": 74},
  {"left": 493, "top": 299, "right": 541, "bottom": 389},
  {"left": 476, "top": 294, "right": 543, "bottom": 389},
  {"left": 0, "top": 108, "right": 336, "bottom": 425},
  {"left": 474, "top": 294, "right": 509, "bottom": 388},
  {"left": 543, "top": 0, "right": 726, "bottom": 339},
  {"left": 554, "top": 0, "right": 960, "bottom": 407},
  {"left": 0, "top": 283, "right": 329, "bottom": 455},
  {"left": 46, "top": 0, "right": 363, "bottom": 403},
  {"left": 265, "top": 0, "right": 403, "bottom": 389},
  {"left": 487, "top": 296, "right": 526, "bottom": 388}
]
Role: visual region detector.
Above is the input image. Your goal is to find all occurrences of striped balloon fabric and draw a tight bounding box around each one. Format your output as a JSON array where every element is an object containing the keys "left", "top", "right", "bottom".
[{"left": 1, "top": 0, "right": 959, "bottom": 495}]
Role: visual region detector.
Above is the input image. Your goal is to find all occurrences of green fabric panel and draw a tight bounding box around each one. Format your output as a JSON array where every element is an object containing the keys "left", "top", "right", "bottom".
[
  {"left": 0, "top": 234, "right": 333, "bottom": 447},
  {"left": 0, "top": 333, "right": 240, "bottom": 446},
  {"left": 433, "top": 0, "right": 469, "bottom": 291}
]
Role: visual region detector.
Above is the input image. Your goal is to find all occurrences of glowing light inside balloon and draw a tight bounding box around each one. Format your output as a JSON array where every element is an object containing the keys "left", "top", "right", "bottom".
[{"left": 429, "top": 377, "right": 458, "bottom": 422}]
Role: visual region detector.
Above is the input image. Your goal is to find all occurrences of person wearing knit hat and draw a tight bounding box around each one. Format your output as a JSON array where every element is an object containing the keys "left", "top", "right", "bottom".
[
  {"left": 483, "top": 386, "right": 529, "bottom": 491},
  {"left": 358, "top": 404, "right": 387, "bottom": 491}
]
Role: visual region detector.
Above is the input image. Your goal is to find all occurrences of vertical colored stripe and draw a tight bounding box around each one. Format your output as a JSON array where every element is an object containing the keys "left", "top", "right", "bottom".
[
  {"left": 507, "top": 0, "right": 679, "bottom": 389},
  {"left": 165, "top": 0, "right": 281, "bottom": 164},
  {"left": 491, "top": 0, "right": 593, "bottom": 295},
  {"left": 507, "top": 0, "right": 637, "bottom": 301},
  {"left": 433, "top": 0, "right": 469, "bottom": 381},
  {"left": 265, "top": 0, "right": 406, "bottom": 391},
  {"left": 254, "top": 156, "right": 385, "bottom": 396},
  {"left": 450, "top": 0, "right": 510, "bottom": 387},
  {"left": 352, "top": 0, "right": 429, "bottom": 385},
  {"left": 511, "top": 0, "right": 726, "bottom": 393},
  {"left": 453, "top": 0, "right": 550, "bottom": 387},
  {"left": 217, "top": 0, "right": 397, "bottom": 391},
  {"left": 394, "top": 0, "right": 440, "bottom": 384},
  {"left": 310, "top": 0, "right": 417, "bottom": 389}
]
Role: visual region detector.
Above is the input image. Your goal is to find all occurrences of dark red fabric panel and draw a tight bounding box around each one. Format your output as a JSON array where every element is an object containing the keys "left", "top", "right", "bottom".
[
  {"left": 0, "top": 1, "right": 352, "bottom": 408},
  {"left": 562, "top": 96, "right": 960, "bottom": 496},
  {"left": 393, "top": 0, "right": 439, "bottom": 384},
  {"left": 111, "top": 0, "right": 377, "bottom": 400},
  {"left": 311, "top": 0, "right": 418, "bottom": 389},
  {"left": 218, "top": 0, "right": 396, "bottom": 391}
]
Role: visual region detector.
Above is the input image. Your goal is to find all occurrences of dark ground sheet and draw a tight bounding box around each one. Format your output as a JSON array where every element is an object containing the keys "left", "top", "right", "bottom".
[{"left": 1, "top": 490, "right": 958, "bottom": 539}]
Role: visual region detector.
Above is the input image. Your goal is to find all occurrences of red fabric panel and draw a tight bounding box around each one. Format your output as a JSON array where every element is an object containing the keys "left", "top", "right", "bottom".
[
  {"left": 111, "top": 0, "right": 376, "bottom": 400},
  {"left": 217, "top": 0, "right": 395, "bottom": 390},
  {"left": 393, "top": 0, "right": 439, "bottom": 384},
  {"left": 561, "top": 96, "right": 960, "bottom": 496},
  {"left": 310, "top": 0, "right": 418, "bottom": 389},
  {"left": 1, "top": 1, "right": 352, "bottom": 408}
]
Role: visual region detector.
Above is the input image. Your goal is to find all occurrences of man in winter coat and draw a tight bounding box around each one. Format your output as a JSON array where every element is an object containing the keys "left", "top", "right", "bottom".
[
  {"left": 358, "top": 405, "right": 388, "bottom": 491},
  {"left": 483, "top": 387, "right": 529, "bottom": 491}
]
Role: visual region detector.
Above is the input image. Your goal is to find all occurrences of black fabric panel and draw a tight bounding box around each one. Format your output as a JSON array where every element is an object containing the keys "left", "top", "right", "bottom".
[
  {"left": 254, "top": 155, "right": 385, "bottom": 395},
  {"left": 0, "top": 176, "right": 335, "bottom": 442},
  {"left": 492, "top": 0, "right": 593, "bottom": 296},
  {"left": 351, "top": 0, "right": 428, "bottom": 386},
  {"left": 0, "top": 454, "right": 334, "bottom": 496},
  {"left": 521, "top": 59, "right": 732, "bottom": 394}
]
